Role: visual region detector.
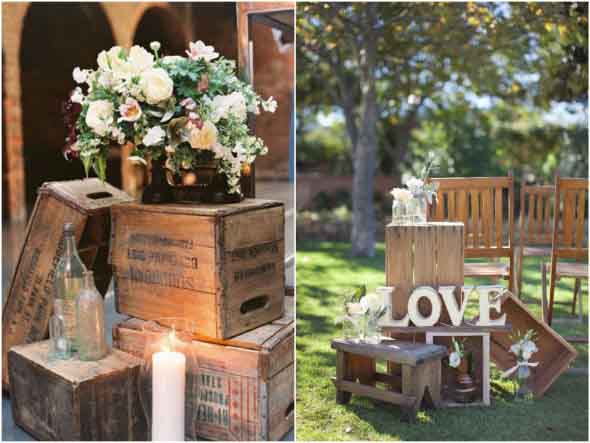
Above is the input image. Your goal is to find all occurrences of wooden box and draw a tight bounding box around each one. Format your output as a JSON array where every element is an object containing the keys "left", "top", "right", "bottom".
[
  {"left": 490, "top": 291, "right": 578, "bottom": 398},
  {"left": 8, "top": 341, "right": 147, "bottom": 441},
  {"left": 2, "top": 179, "right": 134, "bottom": 389},
  {"left": 385, "top": 222, "right": 464, "bottom": 321},
  {"left": 112, "top": 295, "right": 294, "bottom": 441},
  {"left": 110, "top": 199, "right": 285, "bottom": 339}
]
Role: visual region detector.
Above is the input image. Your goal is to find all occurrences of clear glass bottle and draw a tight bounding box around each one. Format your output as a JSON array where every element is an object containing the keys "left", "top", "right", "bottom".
[
  {"left": 76, "top": 271, "right": 108, "bottom": 361},
  {"left": 55, "top": 222, "right": 87, "bottom": 351},
  {"left": 408, "top": 195, "right": 428, "bottom": 223},
  {"left": 48, "top": 299, "right": 72, "bottom": 360}
]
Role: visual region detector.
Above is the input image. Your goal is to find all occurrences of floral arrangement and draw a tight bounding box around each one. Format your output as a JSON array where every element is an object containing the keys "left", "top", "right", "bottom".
[
  {"left": 390, "top": 156, "right": 439, "bottom": 205},
  {"left": 62, "top": 40, "right": 277, "bottom": 195},
  {"left": 337, "top": 286, "right": 388, "bottom": 342},
  {"left": 501, "top": 329, "right": 539, "bottom": 379},
  {"left": 448, "top": 337, "right": 465, "bottom": 369}
]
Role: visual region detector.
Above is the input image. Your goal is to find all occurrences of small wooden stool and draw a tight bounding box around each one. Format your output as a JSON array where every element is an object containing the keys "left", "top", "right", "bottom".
[{"left": 331, "top": 338, "right": 447, "bottom": 420}]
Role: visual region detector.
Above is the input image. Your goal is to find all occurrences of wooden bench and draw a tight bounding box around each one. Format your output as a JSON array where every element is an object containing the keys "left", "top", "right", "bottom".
[{"left": 331, "top": 338, "right": 447, "bottom": 420}]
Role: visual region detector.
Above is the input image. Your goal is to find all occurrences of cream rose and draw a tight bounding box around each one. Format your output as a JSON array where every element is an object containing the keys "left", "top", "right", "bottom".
[
  {"left": 363, "top": 292, "right": 383, "bottom": 313},
  {"left": 85, "top": 100, "right": 114, "bottom": 137},
  {"left": 140, "top": 68, "right": 173, "bottom": 105},
  {"left": 390, "top": 187, "right": 412, "bottom": 202},
  {"left": 346, "top": 302, "right": 368, "bottom": 317},
  {"left": 189, "top": 121, "right": 218, "bottom": 150},
  {"left": 128, "top": 45, "right": 154, "bottom": 73}
]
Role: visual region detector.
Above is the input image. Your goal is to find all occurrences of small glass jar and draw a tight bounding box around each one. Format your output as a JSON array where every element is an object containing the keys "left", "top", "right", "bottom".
[
  {"left": 392, "top": 200, "right": 409, "bottom": 224},
  {"left": 364, "top": 316, "right": 382, "bottom": 345},
  {"left": 342, "top": 315, "right": 360, "bottom": 340},
  {"left": 76, "top": 271, "right": 108, "bottom": 361},
  {"left": 48, "top": 299, "right": 72, "bottom": 360},
  {"left": 408, "top": 195, "right": 428, "bottom": 223}
]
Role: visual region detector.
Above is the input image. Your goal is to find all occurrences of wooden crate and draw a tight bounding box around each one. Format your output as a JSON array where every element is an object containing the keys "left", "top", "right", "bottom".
[
  {"left": 490, "top": 291, "right": 578, "bottom": 398},
  {"left": 385, "top": 222, "right": 464, "bottom": 322},
  {"left": 8, "top": 341, "right": 147, "bottom": 441},
  {"left": 112, "top": 295, "right": 294, "bottom": 441},
  {"left": 2, "top": 179, "right": 134, "bottom": 389},
  {"left": 110, "top": 199, "right": 285, "bottom": 339}
]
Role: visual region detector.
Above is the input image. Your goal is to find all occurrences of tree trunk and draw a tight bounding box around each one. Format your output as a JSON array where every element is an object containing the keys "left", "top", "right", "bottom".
[{"left": 351, "top": 5, "right": 378, "bottom": 257}]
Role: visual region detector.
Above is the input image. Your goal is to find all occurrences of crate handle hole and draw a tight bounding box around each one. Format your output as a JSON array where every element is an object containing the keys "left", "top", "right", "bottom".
[
  {"left": 87, "top": 191, "right": 113, "bottom": 200},
  {"left": 285, "top": 401, "right": 294, "bottom": 417},
  {"left": 240, "top": 295, "right": 269, "bottom": 314}
]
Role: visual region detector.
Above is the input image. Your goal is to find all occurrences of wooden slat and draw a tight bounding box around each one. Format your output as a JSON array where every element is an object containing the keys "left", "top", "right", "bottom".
[
  {"left": 562, "top": 190, "right": 575, "bottom": 247},
  {"left": 574, "top": 190, "right": 586, "bottom": 250},
  {"left": 331, "top": 379, "right": 416, "bottom": 407},
  {"left": 414, "top": 226, "right": 437, "bottom": 287},
  {"left": 527, "top": 194, "right": 536, "bottom": 242},
  {"left": 458, "top": 190, "right": 468, "bottom": 243},
  {"left": 331, "top": 339, "right": 447, "bottom": 366},
  {"left": 435, "top": 193, "right": 445, "bottom": 220},
  {"left": 471, "top": 190, "right": 479, "bottom": 248},
  {"left": 495, "top": 187, "right": 503, "bottom": 248},
  {"left": 536, "top": 194, "right": 544, "bottom": 238},
  {"left": 447, "top": 191, "right": 456, "bottom": 219},
  {"left": 433, "top": 177, "right": 512, "bottom": 188},
  {"left": 386, "top": 226, "right": 414, "bottom": 319},
  {"left": 482, "top": 189, "right": 492, "bottom": 247}
]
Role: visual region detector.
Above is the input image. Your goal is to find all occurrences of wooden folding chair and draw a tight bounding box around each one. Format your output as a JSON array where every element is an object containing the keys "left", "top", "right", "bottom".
[
  {"left": 543, "top": 176, "right": 588, "bottom": 326},
  {"left": 428, "top": 177, "right": 515, "bottom": 291},
  {"left": 517, "top": 184, "right": 555, "bottom": 297}
]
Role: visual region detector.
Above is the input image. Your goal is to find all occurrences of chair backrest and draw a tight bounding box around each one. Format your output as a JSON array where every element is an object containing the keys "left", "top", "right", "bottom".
[
  {"left": 519, "top": 184, "right": 555, "bottom": 247},
  {"left": 552, "top": 176, "right": 588, "bottom": 261},
  {"left": 428, "top": 177, "right": 514, "bottom": 259}
]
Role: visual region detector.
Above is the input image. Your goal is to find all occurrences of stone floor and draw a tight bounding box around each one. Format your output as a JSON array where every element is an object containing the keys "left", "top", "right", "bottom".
[{"left": 2, "top": 179, "right": 295, "bottom": 441}]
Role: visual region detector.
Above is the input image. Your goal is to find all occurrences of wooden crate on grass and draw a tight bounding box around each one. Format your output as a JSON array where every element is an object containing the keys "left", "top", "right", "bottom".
[
  {"left": 2, "top": 179, "right": 134, "bottom": 389},
  {"left": 112, "top": 294, "right": 294, "bottom": 441},
  {"left": 110, "top": 199, "right": 285, "bottom": 339},
  {"left": 8, "top": 341, "right": 147, "bottom": 441},
  {"left": 490, "top": 291, "right": 578, "bottom": 398}
]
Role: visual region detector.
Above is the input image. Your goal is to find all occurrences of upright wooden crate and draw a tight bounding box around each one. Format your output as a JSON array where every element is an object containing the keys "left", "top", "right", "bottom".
[
  {"left": 384, "top": 222, "right": 464, "bottom": 322},
  {"left": 110, "top": 199, "right": 285, "bottom": 339},
  {"left": 112, "top": 294, "right": 294, "bottom": 441},
  {"left": 2, "top": 179, "right": 133, "bottom": 389},
  {"left": 8, "top": 341, "right": 147, "bottom": 441}
]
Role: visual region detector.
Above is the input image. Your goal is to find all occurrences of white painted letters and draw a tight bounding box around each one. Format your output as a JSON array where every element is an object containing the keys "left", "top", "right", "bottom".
[
  {"left": 475, "top": 286, "right": 507, "bottom": 327},
  {"left": 407, "top": 287, "right": 442, "bottom": 327}
]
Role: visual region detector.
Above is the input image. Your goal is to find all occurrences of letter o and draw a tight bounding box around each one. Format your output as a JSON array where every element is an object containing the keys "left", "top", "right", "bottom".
[{"left": 408, "top": 286, "right": 442, "bottom": 327}]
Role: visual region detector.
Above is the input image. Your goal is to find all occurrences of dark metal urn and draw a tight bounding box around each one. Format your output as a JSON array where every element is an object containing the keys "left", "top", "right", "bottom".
[{"left": 142, "top": 158, "right": 172, "bottom": 204}]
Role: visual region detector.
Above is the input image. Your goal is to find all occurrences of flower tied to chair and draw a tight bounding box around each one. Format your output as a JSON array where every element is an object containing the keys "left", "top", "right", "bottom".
[{"left": 500, "top": 329, "right": 539, "bottom": 379}]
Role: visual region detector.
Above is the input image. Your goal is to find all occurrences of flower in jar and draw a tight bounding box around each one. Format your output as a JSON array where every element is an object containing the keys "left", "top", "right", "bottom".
[
  {"left": 406, "top": 176, "right": 424, "bottom": 195},
  {"left": 85, "top": 100, "right": 114, "bottom": 137},
  {"left": 186, "top": 40, "right": 219, "bottom": 62},
  {"left": 189, "top": 121, "right": 218, "bottom": 150},
  {"left": 140, "top": 68, "right": 174, "bottom": 105},
  {"left": 118, "top": 98, "right": 142, "bottom": 122},
  {"left": 390, "top": 187, "right": 412, "bottom": 202},
  {"left": 449, "top": 352, "right": 461, "bottom": 368},
  {"left": 346, "top": 302, "right": 368, "bottom": 316}
]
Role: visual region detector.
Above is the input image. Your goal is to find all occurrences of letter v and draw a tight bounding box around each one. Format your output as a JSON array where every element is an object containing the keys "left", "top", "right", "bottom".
[{"left": 439, "top": 286, "right": 471, "bottom": 326}]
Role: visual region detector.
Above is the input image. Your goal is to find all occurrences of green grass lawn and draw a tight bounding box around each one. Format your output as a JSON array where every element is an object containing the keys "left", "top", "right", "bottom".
[{"left": 296, "top": 241, "right": 588, "bottom": 441}]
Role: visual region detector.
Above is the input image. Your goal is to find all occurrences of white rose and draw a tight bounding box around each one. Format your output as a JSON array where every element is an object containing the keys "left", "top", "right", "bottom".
[
  {"left": 212, "top": 92, "right": 247, "bottom": 122},
  {"left": 449, "top": 352, "right": 461, "bottom": 368},
  {"left": 142, "top": 126, "right": 166, "bottom": 146},
  {"left": 97, "top": 46, "right": 127, "bottom": 72},
  {"left": 161, "top": 55, "right": 185, "bottom": 65},
  {"left": 390, "top": 187, "right": 412, "bottom": 202},
  {"left": 186, "top": 40, "right": 219, "bottom": 62},
  {"left": 85, "top": 100, "right": 114, "bottom": 137},
  {"left": 189, "top": 121, "right": 218, "bottom": 150},
  {"left": 72, "top": 67, "right": 88, "bottom": 84},
  {"left": 363, "top": 292, "right": 383, "bottom": 313},
  {"left": 140, "top": 68, "right": 173, "bottom": 105},
  {"left": 521, "top": 340, "right": 537, "bottom": 357},
  {"left": 510, "top": 343, "right": 522, "bottom": 356},
  {"left": 346, "top": 302, "right": 368, "bottom": 316},
  {"left": 128, "top": 45, "right": 154, "bottom": 73}
]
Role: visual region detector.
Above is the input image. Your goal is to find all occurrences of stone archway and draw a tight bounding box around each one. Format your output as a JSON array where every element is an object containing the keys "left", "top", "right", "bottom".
[{"left": 19, "top": 3, "right": 117, "bottom": 211}]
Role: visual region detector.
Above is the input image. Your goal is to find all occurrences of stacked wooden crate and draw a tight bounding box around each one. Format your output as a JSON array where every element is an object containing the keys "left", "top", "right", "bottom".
[{"left": 109, "top": 199, "right": 292, "bottom": 440}]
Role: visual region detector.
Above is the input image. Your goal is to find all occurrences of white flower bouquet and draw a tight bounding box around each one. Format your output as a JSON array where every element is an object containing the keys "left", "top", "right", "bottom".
[
  {"left": 63, "top": 40, "right": 277, "bottom": 196},
  {"left": 337, "top": 286, "right": 388, "bottom": 343}
]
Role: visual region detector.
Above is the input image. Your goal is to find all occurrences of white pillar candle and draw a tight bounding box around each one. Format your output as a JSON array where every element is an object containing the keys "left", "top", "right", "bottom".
[{"left": 152, "top": 350, "right": 186, "bottom": 441}]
